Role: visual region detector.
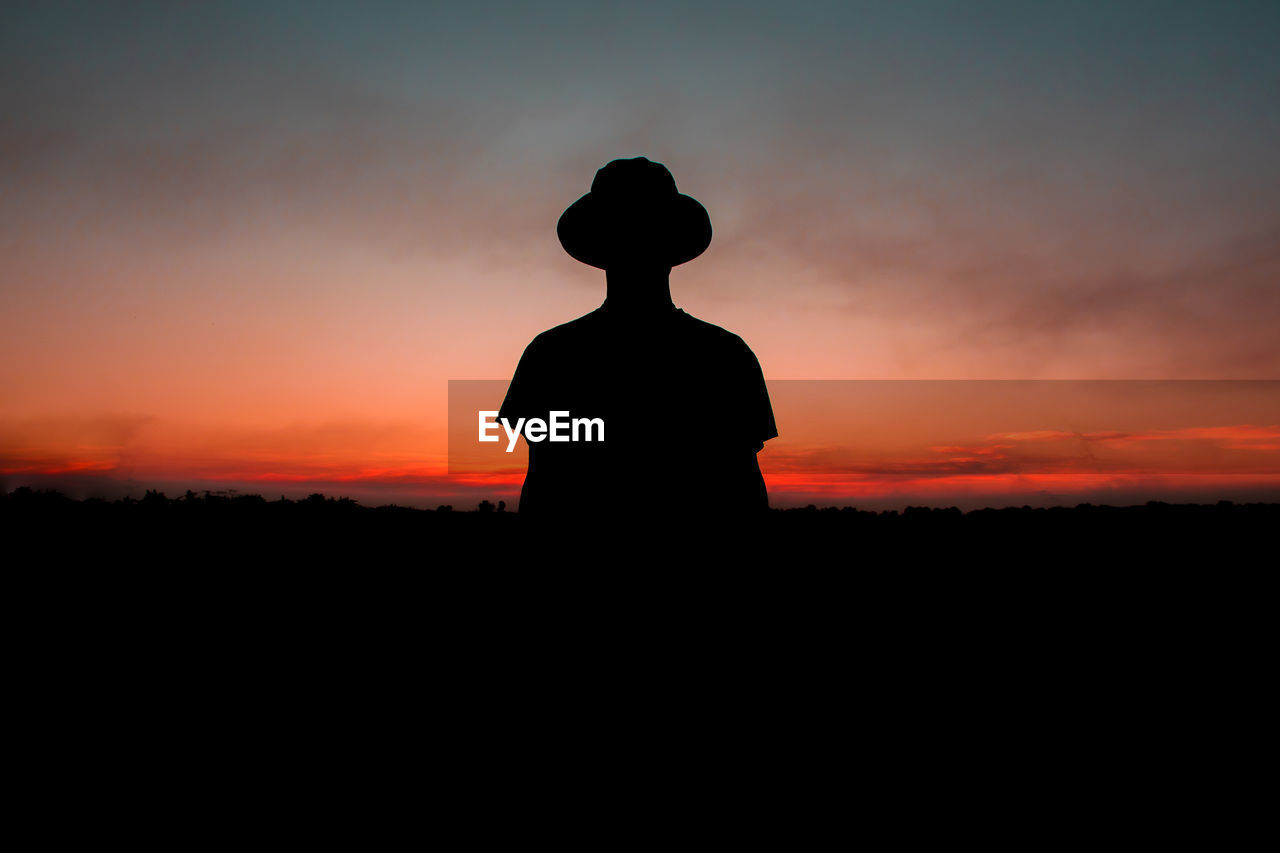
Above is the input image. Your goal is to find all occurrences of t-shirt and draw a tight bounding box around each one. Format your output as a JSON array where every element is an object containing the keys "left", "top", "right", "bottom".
[{"left": 498, "top": 302, "right": 778, "bottom": 517}]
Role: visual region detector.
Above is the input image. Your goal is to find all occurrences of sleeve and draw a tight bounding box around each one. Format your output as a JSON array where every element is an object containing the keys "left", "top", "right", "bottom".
[
  {"left": 747, "top": 350, "right": 778, "bottom": 452},
  {"left": 498, "top": 335, "right": 541, "bottom": 426},
  {"left": 733, "top": 337, "right": 778, "bottom": 453}
]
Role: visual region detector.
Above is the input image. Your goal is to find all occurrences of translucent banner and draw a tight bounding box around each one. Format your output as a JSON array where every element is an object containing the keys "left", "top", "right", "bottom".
[{"left": 449, "top": 380, "right": 1280, "bottom": 508}]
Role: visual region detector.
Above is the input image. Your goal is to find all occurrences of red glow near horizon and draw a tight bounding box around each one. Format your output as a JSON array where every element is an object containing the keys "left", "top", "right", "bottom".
[{"left": 6, "top": 406, "right": 1279, "bottom": 508}]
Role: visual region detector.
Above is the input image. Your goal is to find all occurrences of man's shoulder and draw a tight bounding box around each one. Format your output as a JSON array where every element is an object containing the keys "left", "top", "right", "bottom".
[
  {"left": 674, "top": 309, "right": 737, "bottom": 336},
  {"left": 529, "top": 309, "right": 606, "bottom": 343},
  {"left": 519, "top": 310, "right": 606, "bottom": 358},
  {"left": 673, "top": 310, "right": 756, "bottom": 356}
]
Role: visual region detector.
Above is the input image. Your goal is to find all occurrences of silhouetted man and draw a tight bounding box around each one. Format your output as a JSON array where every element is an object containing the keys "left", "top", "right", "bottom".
[{"left": 499, "top": 157, "right": 777, "bottom": 519}]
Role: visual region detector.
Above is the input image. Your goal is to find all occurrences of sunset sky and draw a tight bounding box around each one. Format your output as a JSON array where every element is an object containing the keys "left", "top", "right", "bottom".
[{"left": 3, "top": 1, "right": 1278, "bottom": 508}]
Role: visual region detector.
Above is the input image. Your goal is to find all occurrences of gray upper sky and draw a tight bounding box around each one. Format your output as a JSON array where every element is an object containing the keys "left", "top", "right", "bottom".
[{"left": 3, "top": 0, "right": 1279, "bottom": 383}]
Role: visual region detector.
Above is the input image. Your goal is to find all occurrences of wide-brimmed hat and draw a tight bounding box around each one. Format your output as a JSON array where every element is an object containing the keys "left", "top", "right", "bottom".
[{"left": 557, "top": 157, "right": 712, "bottom": 269}]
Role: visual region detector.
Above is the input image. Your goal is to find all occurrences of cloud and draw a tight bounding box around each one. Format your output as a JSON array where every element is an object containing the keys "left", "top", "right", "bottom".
[
  {"left": 0, "top": 414, "right": 158, "bottom": 477},
  {"left": 0, "top": 415, "right": 444, "bottom": 481},
  {"left": 762, "top": 422, "right": 1280, "bottom": 480}
]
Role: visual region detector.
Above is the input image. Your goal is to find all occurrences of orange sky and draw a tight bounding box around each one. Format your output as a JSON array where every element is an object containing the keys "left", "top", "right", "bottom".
[{"left": 3, "top": 3, "right": 1279, "bottom": 508}]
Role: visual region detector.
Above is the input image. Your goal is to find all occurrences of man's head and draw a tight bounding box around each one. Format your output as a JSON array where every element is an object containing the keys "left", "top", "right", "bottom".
[{"left": 557, "top": 157, "right": 712, "bottom": 271}]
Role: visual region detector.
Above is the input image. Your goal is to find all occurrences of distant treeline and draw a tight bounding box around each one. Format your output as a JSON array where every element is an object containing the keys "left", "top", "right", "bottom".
[
  {"left": 5, "top": 484, "right": 1278, "bottom": 520},
  {"left": 5, "top": 485, "right": 1276, "bottom": 565}
]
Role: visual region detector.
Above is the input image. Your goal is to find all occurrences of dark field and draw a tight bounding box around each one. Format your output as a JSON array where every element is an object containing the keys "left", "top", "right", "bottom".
[{"left": 7, "top": 485, "right": 1268, "bottom": 787}]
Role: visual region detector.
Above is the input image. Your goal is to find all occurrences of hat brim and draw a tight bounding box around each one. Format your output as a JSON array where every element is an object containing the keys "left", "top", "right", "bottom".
[{"left": 557, "top": 192, "right": 712, "bottom": 270}]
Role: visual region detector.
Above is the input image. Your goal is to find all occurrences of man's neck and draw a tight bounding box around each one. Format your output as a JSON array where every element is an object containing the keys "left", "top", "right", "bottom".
[{"left": 603, "top": 266, "right": 675, "bottom": 314}]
